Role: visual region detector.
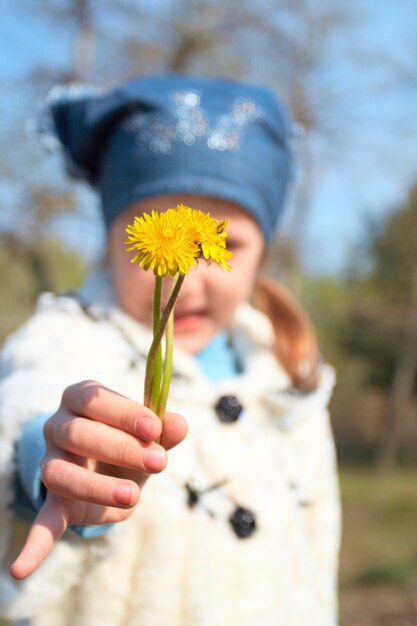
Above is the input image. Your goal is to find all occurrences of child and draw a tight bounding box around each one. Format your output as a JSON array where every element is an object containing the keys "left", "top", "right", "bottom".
[{"left": 0, "top": 74, "right": 340, "bottom": 626}]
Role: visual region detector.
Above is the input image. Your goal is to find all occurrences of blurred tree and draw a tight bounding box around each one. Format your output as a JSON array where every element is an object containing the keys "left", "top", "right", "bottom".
[
  {"left": 2, "top": 1, "right": 415, "bottom": 264},
  {"left": 3, "top": 0, "right": 360, "bottom": 249},
  {"left": 298, "top": 274, "right": 388, "bottom": 464},
  {"left": 345, "top": 184, "right": 417, "bottom": 467},
  {"left": 0, "top": 0, "right": 365, "bottom": 347},
  {"left": 0, "top": 234, "right": 85, "bottom": 343}
]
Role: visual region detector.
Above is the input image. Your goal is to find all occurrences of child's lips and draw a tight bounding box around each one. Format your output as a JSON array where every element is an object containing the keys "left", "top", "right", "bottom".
[{"left": 174, "top": 309, "right": 207, "bottom": 331}]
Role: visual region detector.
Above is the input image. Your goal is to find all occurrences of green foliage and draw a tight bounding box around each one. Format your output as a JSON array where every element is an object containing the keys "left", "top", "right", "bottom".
[
  {"left": 302, "top": 185, "right": 417, "bottom": 465},
  {"left": 371, "top": 186, "right": 417, "bottom": 300},
  {"left": 0, "top": 244, "right": 37, "bottom": 340},
  {"left": 38, "top": 239, "right": 86, "bottom": 293},
  {"left": 298, "top": 274, "right": 351, "bottom": 363},
  {"left": 343, "top": 185, "right": 417, "bottom": 390},
  {"left": 340, "top": 468, "right": 417, "bottom": 587},
  {"left": 0, "top": 236, "right": 86, "bottom": 344},
  {"left": 358, "top": 558, "right": 417, "bottom": 586},
  {"left": 294, "top": 274, "right": 383, "bottom": 462},
  {"left": 339, "top": 468, "right": 417, "bottom": 625}
]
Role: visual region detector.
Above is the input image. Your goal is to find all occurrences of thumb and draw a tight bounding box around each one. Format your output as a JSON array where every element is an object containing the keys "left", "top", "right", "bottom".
[{"left": 10, "top": 493, "right": 69, "bottom": 580}]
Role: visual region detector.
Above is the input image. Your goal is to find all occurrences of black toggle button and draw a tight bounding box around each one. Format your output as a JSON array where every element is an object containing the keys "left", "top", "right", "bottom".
[
  {"left": 229, "top": 506, "right": 257, "bottom": 539},
  {"left": 215, "top": 395, "right": 243, "bottom": 423},
  {"left": 185, "top": 482, "right": 200, "bottom": 508}
]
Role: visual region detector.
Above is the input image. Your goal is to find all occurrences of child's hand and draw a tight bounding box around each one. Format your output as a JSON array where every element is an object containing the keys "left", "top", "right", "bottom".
[{"left": 10, "top": 380, "right": 187, "bottom": 581}]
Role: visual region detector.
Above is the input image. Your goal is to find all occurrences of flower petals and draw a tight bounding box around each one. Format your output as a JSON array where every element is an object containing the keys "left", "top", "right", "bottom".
[{"left": 125, "top": 205, "right": 232, "bottom": 276}]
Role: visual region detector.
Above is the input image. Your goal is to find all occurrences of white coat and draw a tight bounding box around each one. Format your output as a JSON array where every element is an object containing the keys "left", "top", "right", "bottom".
[{"left": 0, "top": 271, "right": 341, "bottom": 626}]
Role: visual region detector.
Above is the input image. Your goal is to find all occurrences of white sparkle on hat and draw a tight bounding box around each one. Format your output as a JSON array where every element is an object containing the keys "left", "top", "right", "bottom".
[{"left": 122, "top": 90, "right": 264, "bottom": 154}]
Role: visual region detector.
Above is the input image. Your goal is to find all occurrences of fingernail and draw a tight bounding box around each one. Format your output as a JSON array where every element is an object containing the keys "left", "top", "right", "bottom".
[
  {"left": 137, "top": 416, "right": 158, "bottom": 439},
  {"left": 114, "top": 484, "right": 133, "bottom": 505},
  {"left": 144, "top": 448, "right": 166, "bottom": 472}
]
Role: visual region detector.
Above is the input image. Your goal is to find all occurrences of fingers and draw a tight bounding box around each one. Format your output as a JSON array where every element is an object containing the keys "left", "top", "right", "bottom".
[
  {"left": 56, "top": 381, "right": 187, "bottom": 455},
  {"left": 160, "top": 412, "right": 188, "bottom": 450},
  {"left": 42, "top": 454, "right": 141, "bottom": 508},
  {"left": 10, "top": 400, "right": 187, "bottom": 582},
  {"left": 50, "top": 416, "right": 167, "bottom": 473},
  {"left": 10, "top": 493, "right": 135, "bottom": 580},
  {"left": 60, "top": 380, "right": 162, "bottom": 441},
  {"left": 10, "top": 494, "right": 68, "bottom": 580}
]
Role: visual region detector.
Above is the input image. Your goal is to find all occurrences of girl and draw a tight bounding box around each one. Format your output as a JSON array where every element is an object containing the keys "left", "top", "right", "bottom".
[{"left": 0, "top": 74, "right": 340, "bottom": 626}]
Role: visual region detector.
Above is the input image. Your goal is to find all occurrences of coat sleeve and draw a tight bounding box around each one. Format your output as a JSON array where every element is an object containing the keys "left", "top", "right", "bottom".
[
  {"left": 305, "top": 406, "right": 341, "bottom": 626},
  {"left": 288, "top": 365, "right": 341, "bottom": 626},
  {"left": 272, "top": 364, "right": 341, "bottom": 626},
  {"left": 0, "top": 300, "right": 124, "bottom": 621}
]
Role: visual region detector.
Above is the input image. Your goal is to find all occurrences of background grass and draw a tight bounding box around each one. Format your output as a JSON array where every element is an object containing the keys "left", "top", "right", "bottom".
[
  {"left": 1, "top": 468, "right": 416, "bottom": 625},
  {"left": 339, "top": 467, "right": 417, "bottom": 625}
]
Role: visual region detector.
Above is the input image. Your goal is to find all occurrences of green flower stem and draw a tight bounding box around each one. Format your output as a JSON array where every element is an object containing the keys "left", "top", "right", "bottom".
[
  {"left": 149, "top": 276, "right": 163, "bottom": 413},
  {"left": 156, "top": 279, "right": 177, "bottom": 420},
  {"left": 143, "top": 273, "right": 185, "bottom": 411}
]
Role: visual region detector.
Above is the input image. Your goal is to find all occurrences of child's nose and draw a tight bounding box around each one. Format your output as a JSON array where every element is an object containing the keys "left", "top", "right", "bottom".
[{"left": 177, "top": 262, "right": 207, "bottom": 295}]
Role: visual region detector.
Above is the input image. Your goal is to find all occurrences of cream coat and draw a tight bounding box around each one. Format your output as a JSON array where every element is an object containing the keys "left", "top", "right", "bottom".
[{"left": 0, "top": 272, "right": 341, "bottom": 626}]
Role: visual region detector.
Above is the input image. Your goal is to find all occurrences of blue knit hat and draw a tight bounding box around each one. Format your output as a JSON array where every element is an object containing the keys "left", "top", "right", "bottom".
[{"left": 41, "top": 74, "right": 295, "bottom": 242}]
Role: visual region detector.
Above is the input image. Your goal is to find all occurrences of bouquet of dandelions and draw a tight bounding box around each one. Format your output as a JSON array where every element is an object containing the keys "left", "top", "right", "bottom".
[{"left": 125, "top": 204, "right": 232, "bottom": 422}]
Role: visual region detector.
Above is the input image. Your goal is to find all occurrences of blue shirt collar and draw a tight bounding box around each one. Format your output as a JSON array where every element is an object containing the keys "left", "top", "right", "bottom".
[{"left": 196, "top": 332, "right": 240, "bottom": 382}]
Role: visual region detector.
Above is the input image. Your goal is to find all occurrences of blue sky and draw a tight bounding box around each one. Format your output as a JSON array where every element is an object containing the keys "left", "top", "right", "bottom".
[
  {"left": 0, "top": 1, "right": 416, "bottom": 274},
  {"left": 294, "top": 1, "right": 417, "bottom": 272}
]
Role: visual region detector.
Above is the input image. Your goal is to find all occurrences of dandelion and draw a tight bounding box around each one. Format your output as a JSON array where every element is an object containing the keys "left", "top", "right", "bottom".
[
  {"left": 176, "top": 204, "right": 232, "bottom": 270},
  {"left": 125, "top": 209, "right": 199, "bottom": 276},
  {"left": 125, "top": 205, "right": 232, "bottom": 421}
]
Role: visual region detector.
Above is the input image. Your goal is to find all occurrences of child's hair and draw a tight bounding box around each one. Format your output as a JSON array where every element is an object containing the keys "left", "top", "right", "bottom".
[{"left": 254, "top": 274, "right": 319, "bottom": 392}]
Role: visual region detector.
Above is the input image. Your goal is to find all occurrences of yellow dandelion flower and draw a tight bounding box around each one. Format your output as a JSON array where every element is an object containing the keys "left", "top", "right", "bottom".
[
  {"left": 176, "top": 204, "right": 233, "bottom": 271},
  {"left": 125, "top": 209, "right": 199, "bottom": 276},
  {"left": 125, "top": 203, "right": 233, "bottom": 420}
]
